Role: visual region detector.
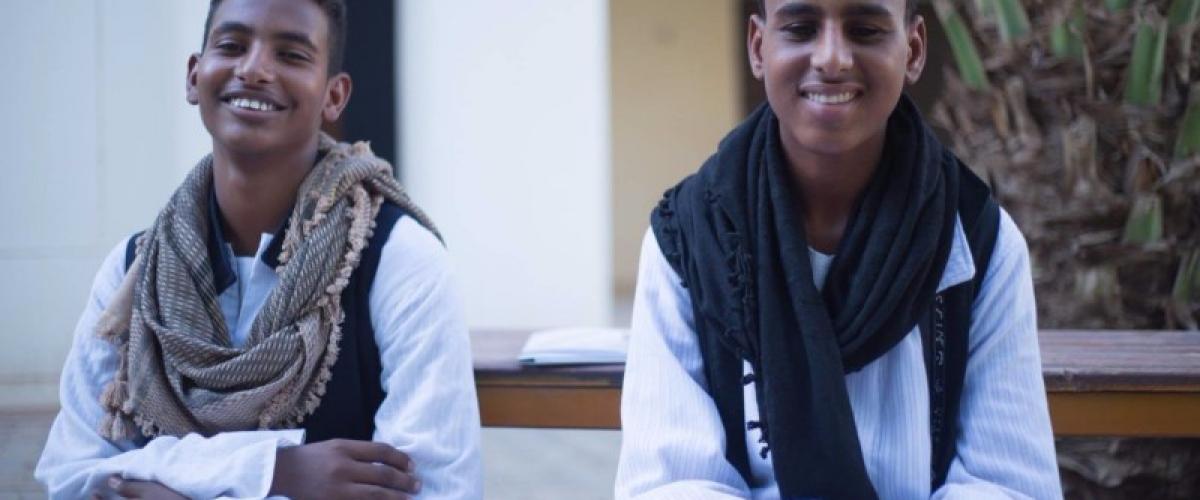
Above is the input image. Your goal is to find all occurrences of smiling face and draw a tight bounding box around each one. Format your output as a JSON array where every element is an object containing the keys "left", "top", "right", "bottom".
[
  {"left": 186, "top": 0, "right": 350, "bottom": 158},
  {"left": 748, "top": 0, "right": 925, "bottom": 159}
]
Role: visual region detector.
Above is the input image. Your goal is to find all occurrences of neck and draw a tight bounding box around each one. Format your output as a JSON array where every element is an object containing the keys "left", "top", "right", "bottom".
[
  {"left": 211, "top": 138, "right": 319, "bottom": 256},
  {"left": 782, "top": 132, "right": 885, "bottom": 254}
]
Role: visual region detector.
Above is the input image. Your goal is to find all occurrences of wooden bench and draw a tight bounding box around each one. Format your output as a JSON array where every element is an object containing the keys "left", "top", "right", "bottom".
[{"left": 472, "top": 329, "right": 1200, "bottom": 437}]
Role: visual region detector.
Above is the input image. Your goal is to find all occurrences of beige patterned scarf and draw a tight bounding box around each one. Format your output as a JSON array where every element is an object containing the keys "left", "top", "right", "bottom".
[{"left": 95, "top": 133, "right": 438, "bottom": 440}]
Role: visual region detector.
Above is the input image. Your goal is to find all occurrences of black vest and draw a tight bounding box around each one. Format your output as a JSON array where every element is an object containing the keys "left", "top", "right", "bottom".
[
  {"left": 695, "top": 171, "right": 1000, "bottom": 491},
  {"left": 125, "top": 202, "right": 409, "bottom": 441}
]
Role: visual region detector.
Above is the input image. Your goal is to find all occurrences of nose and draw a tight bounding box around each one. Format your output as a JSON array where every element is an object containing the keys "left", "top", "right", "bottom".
[
  {"left": 234, "top": 43, "right": 274, "bottom": 84},
  {"left": 812, "top": 22, "right": 853, "bottom": 76}
]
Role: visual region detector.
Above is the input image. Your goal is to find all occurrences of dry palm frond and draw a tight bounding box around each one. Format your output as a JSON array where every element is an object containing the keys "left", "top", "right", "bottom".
[{"left": 931, "top": 0, "right": 1200, "bottom": 329}]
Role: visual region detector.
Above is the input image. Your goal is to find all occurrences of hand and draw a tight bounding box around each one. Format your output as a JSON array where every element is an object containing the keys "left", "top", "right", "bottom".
[
  {"left": 96, "top": 475, "right": 189, "bottom": 500},
  {"left": 270, "top": 439, "right": 421, "bottom": 500}
]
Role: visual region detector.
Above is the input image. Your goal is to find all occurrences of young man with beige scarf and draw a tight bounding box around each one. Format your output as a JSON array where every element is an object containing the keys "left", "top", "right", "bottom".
[{"left": 35, "top": 0, "right": 482, "bottom": 498}]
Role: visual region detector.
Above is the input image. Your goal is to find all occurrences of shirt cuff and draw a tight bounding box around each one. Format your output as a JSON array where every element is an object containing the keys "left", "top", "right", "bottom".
[{"left": 120, "top": 429, "right": 305, "bottom": 499}]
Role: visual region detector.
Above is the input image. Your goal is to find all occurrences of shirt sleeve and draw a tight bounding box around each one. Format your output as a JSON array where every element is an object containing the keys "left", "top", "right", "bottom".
[
  {"left": 931, "top": 210, "right": 1063, "bottom": 500},
  {"left": 35, "top": 237, "right": 304, "bottom": 500},
  {"left": 614, "top": 229, "right": 752, "bottom": 500},
  {"left": 368, "top": 217, "right": 483, "bottom": 500}
]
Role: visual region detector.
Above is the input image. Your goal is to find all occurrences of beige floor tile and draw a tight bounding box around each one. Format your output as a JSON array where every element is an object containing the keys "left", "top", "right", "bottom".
[{"left": 1, "top": 410, "right": 622, "bottom": 500}]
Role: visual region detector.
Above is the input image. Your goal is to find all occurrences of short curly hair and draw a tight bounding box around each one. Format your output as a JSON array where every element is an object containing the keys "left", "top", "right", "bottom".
[{"left": 200, "top": 0, "right": 347, "bottom": 75}]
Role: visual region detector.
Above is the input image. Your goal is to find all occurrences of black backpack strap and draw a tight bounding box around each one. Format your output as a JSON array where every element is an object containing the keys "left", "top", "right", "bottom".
[
  {"left": 124, "top": 231, "right": 144, "bottom": 272},
  {"left": 926, "top": 165, "right": 1000, "bottom": 491}
]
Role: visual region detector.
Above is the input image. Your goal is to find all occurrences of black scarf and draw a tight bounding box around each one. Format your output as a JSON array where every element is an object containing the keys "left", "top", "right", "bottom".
[{"left": 651, "top": 95, "right": 959, "bottom": 499}]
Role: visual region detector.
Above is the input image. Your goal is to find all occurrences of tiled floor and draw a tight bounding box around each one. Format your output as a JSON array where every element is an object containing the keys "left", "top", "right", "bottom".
[
  {"left": 483, "top": 428, "right": 621, "bottom": 499},
  {"left": 0, "top": 410, "right": 621, "bottom": 499},
  {"left": 0, "top": 410, "right": 55, "bottom": 499}
]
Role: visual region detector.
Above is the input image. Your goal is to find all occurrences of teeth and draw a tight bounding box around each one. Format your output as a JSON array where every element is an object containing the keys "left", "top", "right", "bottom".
[
  {"left": 804, "top": 92, "right": 856, "bottom": 104},
  {"left": 229, "top": 98, "right": 278, "bottom": 111}
]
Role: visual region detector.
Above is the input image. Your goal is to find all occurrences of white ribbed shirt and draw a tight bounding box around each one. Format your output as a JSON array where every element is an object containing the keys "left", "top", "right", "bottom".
[
  {"left": 616, "top": 210, "right": 1062, "bottom": 499},
  {"left": 36, "top": 217, "right": 483, "bottom": 499}
]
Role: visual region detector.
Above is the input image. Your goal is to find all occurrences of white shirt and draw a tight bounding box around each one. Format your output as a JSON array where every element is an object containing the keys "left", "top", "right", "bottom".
[
  {"left": 36, "top": 217, "right": 483, "bottom": 499},
  {"left": 615, "top": 210, "right": 1062, "bottom": 500}
]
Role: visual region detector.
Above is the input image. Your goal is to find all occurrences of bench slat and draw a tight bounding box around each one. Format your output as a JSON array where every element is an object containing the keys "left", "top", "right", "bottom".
[{"left": 471, "top": 329, "right": 1200, "bottom": 435}]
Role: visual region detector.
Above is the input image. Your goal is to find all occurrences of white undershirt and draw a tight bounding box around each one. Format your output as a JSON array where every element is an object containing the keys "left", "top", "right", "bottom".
[{"left": 807, "top": 247, "right": 835, "bottom": 291}]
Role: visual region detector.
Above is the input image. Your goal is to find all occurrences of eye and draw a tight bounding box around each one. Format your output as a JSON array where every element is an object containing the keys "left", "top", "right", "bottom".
[
  {"left": 782, "top": 22, "right": 818, "bottom": 40},
  {"left": 847, "top": 25, "right": 885, "bottom": 40},
  {"left": 281, "top": 50, "right": 310, "bottom": 62},
  {"left": 213, "top": 40, "right": 245, "bottom": 54}
]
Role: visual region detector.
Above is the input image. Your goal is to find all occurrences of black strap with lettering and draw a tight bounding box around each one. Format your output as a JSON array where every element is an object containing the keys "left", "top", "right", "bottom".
[{"left": 924, "top": 165, "right": 1000, "bottom": 490}]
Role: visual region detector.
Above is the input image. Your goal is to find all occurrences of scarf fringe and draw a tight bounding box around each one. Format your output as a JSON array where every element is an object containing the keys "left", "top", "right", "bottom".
[
  {"left": 98, "top": 337, "right": 135, "bottom": 439},
  {"left": 131, "top": 412, "right": 168, "bottom": 439},
  {"left": 266, "top": 187, "right": 383, "bottom": 429},
  {"left": 95, "top": 247, "right": 145, "bottom": 342},
  {"left": 294, "top": 192, "right": 380, "bottom": 426}
]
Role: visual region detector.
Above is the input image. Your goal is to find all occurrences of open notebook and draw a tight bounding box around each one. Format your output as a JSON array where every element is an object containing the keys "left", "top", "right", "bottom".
[{"left": 518, "top": 327, "right": 630, "bottom": 365}]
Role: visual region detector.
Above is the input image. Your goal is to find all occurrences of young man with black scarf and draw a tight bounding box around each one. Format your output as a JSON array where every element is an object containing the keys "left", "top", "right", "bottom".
[
  {"left": 35, "top": 0, "right": 481, "bottom": 498},
  {"left": 616, "top": 0, "right": 1061, "bottom": 498}
]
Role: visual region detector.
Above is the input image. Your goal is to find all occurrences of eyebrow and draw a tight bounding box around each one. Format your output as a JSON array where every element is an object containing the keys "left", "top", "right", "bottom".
[
  {"left": 210, "top": 21, "right": 253, "bottom": 39},
  {"left": 274, "top": 31, "right": 319, "bottom": 52},
  {"left": 774, "top": 2, "right": 894, "bottom": 20},
  {"left": 842, "top": 3, "right": 893, "bottom": 19},
  {"left": 209, "top": 21, "right": 319, "bottom": 52}
]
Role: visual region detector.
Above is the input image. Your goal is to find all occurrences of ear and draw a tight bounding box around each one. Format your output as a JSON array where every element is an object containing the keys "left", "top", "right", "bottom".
[
  {"left": 322, "top": 72, "right": 352, "bottom": 123},
  {"left": 904, "top": 15, "right": 927, "bottom": 85},
  {"left": 186, "top": 53, "right": 201, "bottom": 105},
  {"left": 747, "top": 15, "right": 766, "bottom": 81}
]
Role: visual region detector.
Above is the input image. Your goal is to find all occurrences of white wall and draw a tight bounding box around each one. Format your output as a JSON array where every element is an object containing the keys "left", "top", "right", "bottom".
[
  {"left": 399, "top": 1, "right": 613, "bottom": 328},
  {"left": 0, "top": 1, "right": 209, "bottom": 409},
  {"left": 1, "top": 0, "right": 616, "bottom": 408}
]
